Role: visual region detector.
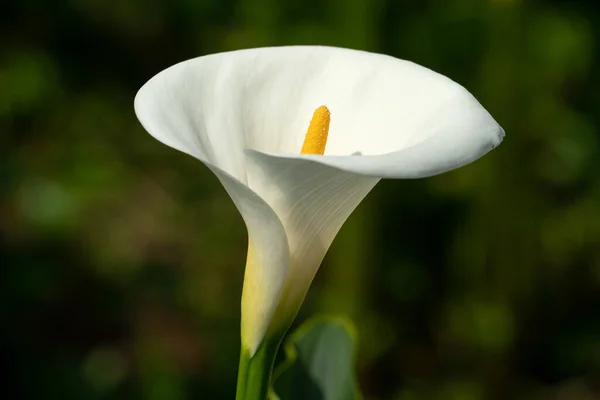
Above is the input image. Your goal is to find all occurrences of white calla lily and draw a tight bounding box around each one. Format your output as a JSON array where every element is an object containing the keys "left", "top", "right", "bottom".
[{"left": 134, "top": 46, "right": 504, "bottom": 356}]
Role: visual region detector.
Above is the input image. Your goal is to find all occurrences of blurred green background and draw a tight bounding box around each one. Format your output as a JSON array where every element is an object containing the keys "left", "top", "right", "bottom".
[{"left": 2, "top": 0, "right": 599, "bottom": 399}]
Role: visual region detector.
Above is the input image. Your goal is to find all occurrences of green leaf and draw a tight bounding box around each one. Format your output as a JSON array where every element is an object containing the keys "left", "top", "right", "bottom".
[{"left": 272, "top": 316, "right": 362, "bottom": 400}]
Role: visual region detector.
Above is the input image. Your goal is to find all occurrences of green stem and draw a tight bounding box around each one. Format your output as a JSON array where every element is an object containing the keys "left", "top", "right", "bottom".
[{"left": 236, "top": 334, "right": 284, "bottom": 400}]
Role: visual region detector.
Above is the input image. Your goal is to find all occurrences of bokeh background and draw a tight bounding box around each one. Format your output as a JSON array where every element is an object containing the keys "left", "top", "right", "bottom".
[{"left": 2, "top": 0, "right": 599, "bottom": 399}]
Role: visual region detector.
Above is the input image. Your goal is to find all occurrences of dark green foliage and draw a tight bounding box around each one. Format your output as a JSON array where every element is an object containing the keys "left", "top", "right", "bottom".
[{"left": 274, "top": 317, "right": 361, "bottom": 400}]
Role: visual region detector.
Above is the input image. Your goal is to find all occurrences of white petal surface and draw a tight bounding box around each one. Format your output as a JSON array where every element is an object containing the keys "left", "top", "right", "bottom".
[
  {"left": 135, "top": 45, "right": 505, "bottom": 352},
  {"left": 136, "top": 83, "right": 291, "bottom": 354},
  {"left": 135, "top": 46, "right": 503, "bottom": 167},
  {"left": 244, "top": 151, "right": 379, "bottom": 327},
  {"left": 135, "top": 54, "right": 250, "bottom": 181},
  {"left": 209, "top": 167, "right": 290, "bottom": 354}
]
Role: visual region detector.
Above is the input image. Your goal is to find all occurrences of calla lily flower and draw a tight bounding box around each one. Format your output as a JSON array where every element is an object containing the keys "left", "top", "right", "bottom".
[{"left": 134, "top": 46, "right": 504, "bottom": 357}]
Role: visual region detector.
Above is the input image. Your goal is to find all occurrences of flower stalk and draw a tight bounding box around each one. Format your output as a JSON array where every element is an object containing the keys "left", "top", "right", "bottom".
[{"left": 236, "top": 333, "right": 285, "bottom": 400}]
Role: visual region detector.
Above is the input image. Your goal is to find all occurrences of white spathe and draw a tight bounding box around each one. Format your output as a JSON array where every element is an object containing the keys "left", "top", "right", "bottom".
[{"left": 134, "top": 46, "right": 504, "bottom": 355}]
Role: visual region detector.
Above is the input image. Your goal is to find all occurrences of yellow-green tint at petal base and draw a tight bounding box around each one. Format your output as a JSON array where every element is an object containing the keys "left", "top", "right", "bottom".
[{"left": 241, "top": 243, "right": 262, "bottom": 353}]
